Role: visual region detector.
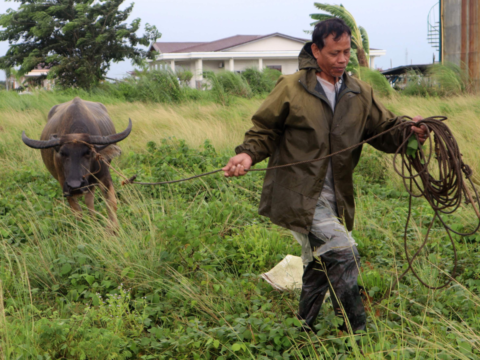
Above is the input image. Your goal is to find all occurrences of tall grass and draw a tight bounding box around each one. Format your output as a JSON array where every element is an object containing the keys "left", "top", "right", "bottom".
[{"left": 0, "top": 95, "right": 262, "bottom": 173}]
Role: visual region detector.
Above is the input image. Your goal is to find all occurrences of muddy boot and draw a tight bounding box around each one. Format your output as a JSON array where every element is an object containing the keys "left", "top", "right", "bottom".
[{"left": 298, "top": 244, "right": 366, "bottom": 333}]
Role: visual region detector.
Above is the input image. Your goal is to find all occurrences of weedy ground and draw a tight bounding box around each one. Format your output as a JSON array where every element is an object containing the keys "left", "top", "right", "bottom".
[{"left": 0, "top": 91, "right": 480, "bottom": 359}]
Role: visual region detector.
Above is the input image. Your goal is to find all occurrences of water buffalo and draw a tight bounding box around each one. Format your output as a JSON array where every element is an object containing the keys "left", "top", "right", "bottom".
[{"left": 22, "top": 97, "right": 132, "bottom": 229}]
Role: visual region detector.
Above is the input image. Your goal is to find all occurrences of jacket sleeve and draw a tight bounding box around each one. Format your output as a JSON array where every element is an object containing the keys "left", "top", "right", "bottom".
[
  {"left": 235, "top": 76, "right": 290, "bottom": 165},
  {"left": 364, "top": 88, "right": 408, "bottom": 154}
]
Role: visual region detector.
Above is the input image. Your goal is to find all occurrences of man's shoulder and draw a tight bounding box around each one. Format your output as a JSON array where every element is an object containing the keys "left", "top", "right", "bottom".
[
  {"left": 345, "top": 74, "right": 374, "bottom": 96},
  {"left": 276, "top": 71, "right": 304, "bottom": 86}
]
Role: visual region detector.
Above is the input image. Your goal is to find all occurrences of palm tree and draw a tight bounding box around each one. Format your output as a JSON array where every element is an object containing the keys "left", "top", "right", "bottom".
[{"left": 309, "top": 3, "right": 370, "bottom": 68}]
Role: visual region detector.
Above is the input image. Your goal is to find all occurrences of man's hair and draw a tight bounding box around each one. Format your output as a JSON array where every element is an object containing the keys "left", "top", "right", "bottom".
[{"left": 312, "top": 18, "right": 351, "bottom": 50}]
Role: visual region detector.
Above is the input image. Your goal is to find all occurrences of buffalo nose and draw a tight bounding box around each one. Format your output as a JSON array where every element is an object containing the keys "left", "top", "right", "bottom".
[{"left": 66, "top": 179, "right": 85, "bottom": 190}]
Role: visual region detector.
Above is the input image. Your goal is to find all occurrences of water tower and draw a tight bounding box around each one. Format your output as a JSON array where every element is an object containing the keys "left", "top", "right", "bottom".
[{"left": 441, "top": 0, "right": 480, "bottom": 91}]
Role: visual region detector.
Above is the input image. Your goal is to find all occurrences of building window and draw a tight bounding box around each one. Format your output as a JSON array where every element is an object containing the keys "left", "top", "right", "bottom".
[{"left": 267, "top": 65, "right": 282, "bottom": 73}]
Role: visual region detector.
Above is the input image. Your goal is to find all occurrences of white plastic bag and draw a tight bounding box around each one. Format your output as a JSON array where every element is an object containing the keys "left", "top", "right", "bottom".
[{"left": 260, "top": 255, "right": 304, "bottom": 291}]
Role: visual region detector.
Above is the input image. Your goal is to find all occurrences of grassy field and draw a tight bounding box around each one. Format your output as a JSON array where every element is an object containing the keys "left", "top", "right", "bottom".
[{"left": 1, "top": 91, "right": 480, "bottom": 359}]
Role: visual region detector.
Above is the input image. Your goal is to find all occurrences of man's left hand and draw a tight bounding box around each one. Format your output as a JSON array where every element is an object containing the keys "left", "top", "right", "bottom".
[{"left": 411, "top": 116, "right": 428, "bottom": 145}]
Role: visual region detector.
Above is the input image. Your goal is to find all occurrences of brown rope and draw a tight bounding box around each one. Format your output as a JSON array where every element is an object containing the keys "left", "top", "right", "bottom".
[
  {"left": 84, "top": 115, "right": 479, "bottom": 292},
  {"left": 387, "top": 117, "right": 480, "bottom": 292},
  {"left": 120, "top": 115, "right": 420, "bottom": 185}
]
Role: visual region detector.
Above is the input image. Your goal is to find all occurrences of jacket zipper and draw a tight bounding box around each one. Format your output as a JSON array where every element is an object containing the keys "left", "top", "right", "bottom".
[{"left": 299, "top": 79, "right": 359, "bottom": 215}]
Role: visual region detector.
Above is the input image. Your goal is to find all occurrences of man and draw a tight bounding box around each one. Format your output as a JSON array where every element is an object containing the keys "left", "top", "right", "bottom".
[{"left": 223, "top": 19, "right": 427, "bottom": 333}]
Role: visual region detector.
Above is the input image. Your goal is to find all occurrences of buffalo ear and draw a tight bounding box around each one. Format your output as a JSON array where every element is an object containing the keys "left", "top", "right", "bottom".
[{"left": 97, "top": 144, "right": 121, "bottom": 161}]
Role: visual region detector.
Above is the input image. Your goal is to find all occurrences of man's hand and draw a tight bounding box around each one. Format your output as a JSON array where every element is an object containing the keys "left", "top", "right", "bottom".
[
  {"left": 411, "top": 115, "right": 428, "bottom": 144},
  {"left": 223, "top": 153, "right": 253, "bottom": 177}
]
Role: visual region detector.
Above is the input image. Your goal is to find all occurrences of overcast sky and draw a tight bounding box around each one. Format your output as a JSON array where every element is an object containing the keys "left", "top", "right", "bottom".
[{"left": 0, "top": 0, "right": 438, "bottom": 80}]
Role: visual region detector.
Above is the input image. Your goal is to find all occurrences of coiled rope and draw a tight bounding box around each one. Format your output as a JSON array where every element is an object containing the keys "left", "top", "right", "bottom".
[
  {"left": 391, "top": 116, "right": 480, "bottom": 291},
  {"left": 94, "top": 115, "right": 480, "bottom": 291}
]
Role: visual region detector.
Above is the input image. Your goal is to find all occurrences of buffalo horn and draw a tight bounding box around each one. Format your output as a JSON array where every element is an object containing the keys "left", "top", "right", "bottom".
[
  {"left": 88, "top": 119, "right": 132, "bottom": 145},
  {"left": 22, "top": 132, "right": 62, "bottom": 149}
]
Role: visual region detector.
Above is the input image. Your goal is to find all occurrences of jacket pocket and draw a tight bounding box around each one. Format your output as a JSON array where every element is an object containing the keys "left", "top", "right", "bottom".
[{"left": 269, "top": 181, "right": 318, "bottom": 233}]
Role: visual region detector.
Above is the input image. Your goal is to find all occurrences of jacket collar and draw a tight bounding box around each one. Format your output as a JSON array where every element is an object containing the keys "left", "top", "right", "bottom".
[{"left": 298, "top": 42, "right": 361, "bottom": 97}]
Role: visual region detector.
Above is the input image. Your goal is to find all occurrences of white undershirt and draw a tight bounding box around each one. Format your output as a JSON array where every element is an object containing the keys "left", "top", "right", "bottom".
[
  {"left": 317, "top": 76, "right": 340, "bottom": 109},
  {"left": 316, "top": 75, "right": 342, "bottom": 212}
]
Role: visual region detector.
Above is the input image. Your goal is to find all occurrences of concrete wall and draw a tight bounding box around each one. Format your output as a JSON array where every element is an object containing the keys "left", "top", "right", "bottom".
[
  {"left": 224, "top": 36, "right": 305, "bottom": 52},
  {"left": 231, "top": 59, "right": 260, "bottom": 71},
  {"left": 443, "top": 0, "right": 480, "bottom": 90},
  {"left": 203, "top": 60, "right": 224, "bottom": 72},
  {"left": 174, "top": 61, "right": 192, "bottom": 72},
  {"left": 263, "top": 59, "right": 298, "bottom": 74}
]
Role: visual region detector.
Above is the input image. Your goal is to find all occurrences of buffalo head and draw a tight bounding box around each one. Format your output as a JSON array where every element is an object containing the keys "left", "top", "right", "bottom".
[{"left": 22, "top": 119, "right": 132, "bottom": 197}]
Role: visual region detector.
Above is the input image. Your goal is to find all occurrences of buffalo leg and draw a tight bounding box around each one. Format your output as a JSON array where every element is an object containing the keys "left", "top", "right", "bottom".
[
  {"left": 67, "top": 196, "right": 83, "bottom": 220},
  {"left": 102, "top": 180, "right": 118, "bottom": 230},
  {"left": 85, "top": 187, "right": 96, "bottom": 216}
]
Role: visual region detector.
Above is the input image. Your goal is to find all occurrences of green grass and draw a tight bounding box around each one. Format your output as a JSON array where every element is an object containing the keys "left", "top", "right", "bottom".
[{"left": 1, "top": 92, "right": 480, "bottom": 359}]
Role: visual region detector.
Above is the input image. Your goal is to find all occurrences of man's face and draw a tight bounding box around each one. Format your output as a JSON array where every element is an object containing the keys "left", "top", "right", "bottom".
[{"left": 311, "top": 33, "right": 351, "bottom": 79}]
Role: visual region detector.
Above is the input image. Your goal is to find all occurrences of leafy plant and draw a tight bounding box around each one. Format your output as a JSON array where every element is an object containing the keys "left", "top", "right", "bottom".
[
  {"left": 0, "top": 0, "right": 160, "bottom": 89},
  {"left": 241, "top": 67, "right": 281, "bottom": 95},
  {"left": 177, "top": 69, "right": 194, "bottom": 86},
  {"left": 309, "top": 3, "right": 370, "bottom": 67}
]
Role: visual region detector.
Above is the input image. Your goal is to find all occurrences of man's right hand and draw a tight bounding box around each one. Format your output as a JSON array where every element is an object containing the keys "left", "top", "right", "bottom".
[{"left": 223, "top": 153, "right": 253, "bottom": 177}]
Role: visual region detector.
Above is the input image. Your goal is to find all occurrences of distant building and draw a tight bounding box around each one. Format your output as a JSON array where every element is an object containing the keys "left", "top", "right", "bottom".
[
  {"left": 148, "top": 33, "right": 386, "bottom": 88},
  {"left": 6, "top": 67, "right": 54, "bottom": 91},
  {"left": 5, "top": 75, "right": 22, "bottom": 91},
  {"left": 369, "top": 48, "right": 387, "bottom": 69}
]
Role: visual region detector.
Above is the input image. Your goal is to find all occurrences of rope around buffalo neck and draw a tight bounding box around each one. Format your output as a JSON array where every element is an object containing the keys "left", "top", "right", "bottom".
[{"left": 92, "top": 115, "right": 480, "bottom": 292}]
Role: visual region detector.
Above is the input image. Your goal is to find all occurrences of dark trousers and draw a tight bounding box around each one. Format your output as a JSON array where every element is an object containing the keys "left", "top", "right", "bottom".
[{"left": 298, "top": 236, "right": 366, "bottom": 332}]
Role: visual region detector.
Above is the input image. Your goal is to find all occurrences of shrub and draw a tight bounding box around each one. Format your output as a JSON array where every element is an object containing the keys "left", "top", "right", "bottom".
[
  {"left": 401, "top": 69, "right": 431, "bottom": 96},
  {"left": 359, "top": 67, "right": 393, "bottom": 97},
  {"left": 177, "top": 70, "right": 193, "bottom": 87},
  {"left": 402, "top": 63, "right": 467, "bottom": 97},
  {"left": 116, "top": 70, "right": 187, "bottom": 103},
  {"left": 207, "top": 70, "right": 252, "bottom": 98},
  {"left": 429, "top": 62, "right": 467, "bottom": 95},
  {"left": 241, "top": 67, "right": 281, "bottom": 95},
  {"left": 202, "top": 71, "right": 230, "bottom": 105}
]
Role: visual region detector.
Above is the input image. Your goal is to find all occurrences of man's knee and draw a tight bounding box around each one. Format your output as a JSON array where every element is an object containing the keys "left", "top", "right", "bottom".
[{"left": 323, "top": 246, "right": 360, "bottom": 266}]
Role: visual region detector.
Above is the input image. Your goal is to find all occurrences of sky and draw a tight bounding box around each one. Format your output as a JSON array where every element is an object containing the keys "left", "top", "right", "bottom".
[{"left": 0, "top": 0, "right": 439, "bottom": 80}]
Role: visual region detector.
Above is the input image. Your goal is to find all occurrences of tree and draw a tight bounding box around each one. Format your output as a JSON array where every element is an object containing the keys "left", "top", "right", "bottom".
[
  {"left": 309, "top": 3, "right": 370, "bottom": 68},
  {"left": 0, "top": 0, "right": 161, "bottom": 89}
]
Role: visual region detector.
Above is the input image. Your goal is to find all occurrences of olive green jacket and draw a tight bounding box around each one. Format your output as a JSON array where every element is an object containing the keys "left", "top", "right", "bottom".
[{"left": 235, "top": 43, "right": 406, "bottom": 233}]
